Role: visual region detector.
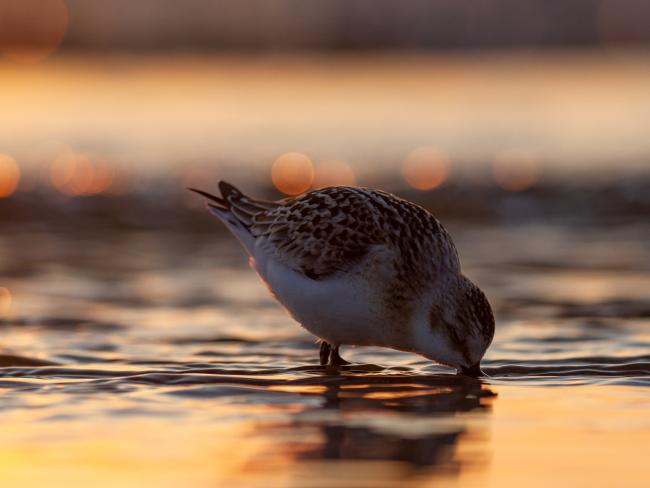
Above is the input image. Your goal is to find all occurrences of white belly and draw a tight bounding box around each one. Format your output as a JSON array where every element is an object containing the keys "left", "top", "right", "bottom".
[{"left": 252, "top": 251, "right": 390, "bottom": 347}]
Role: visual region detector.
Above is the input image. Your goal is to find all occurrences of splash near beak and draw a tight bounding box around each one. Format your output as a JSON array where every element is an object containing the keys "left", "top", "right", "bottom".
[{"left": 458, "top": 362, "right": 483, "bottom": 377}]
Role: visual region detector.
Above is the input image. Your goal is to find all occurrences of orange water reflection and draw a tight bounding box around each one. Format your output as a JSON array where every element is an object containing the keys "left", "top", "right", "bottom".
[
  {"left": 0, "top": 374, "right": 493, "bottom": 488},
  {"left": 0, "top": 380, "right": 647, "bottom": 487},
  {"left": 460, "top": 385, "right": 650, "bottom": 487}
]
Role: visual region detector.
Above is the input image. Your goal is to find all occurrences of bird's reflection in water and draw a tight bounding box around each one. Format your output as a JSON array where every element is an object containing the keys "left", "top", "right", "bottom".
[{"left": 258, "top": 371, "right": 496, "bottom": 486}]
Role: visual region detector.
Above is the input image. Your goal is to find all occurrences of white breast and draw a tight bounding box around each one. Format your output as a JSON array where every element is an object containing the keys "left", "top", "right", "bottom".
[{"left": 251, "top": 243, "right": 399, "bottom": 348}]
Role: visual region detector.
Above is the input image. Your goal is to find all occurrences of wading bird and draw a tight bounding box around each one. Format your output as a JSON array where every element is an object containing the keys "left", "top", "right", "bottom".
[{"left": 190, "top": 182, "right": 494, "bottom": 376}]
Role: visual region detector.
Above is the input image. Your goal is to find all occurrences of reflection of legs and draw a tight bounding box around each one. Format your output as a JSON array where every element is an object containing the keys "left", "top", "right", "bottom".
[
  {"left": 319, "top": 341, "right": 331, "bottom": 366},
  {"left": 320, "top": 342, "right": 349, "bottom": 366}
]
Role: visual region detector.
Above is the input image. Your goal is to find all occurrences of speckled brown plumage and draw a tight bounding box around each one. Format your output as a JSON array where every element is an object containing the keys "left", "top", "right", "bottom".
[{"left": 238, "top": 186, "right": 461, "bottom": 284}]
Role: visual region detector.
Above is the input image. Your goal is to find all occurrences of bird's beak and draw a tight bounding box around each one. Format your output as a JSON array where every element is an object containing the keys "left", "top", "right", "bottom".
[{"left": 458, "top": 362, "right": 483, "bottom": 377}]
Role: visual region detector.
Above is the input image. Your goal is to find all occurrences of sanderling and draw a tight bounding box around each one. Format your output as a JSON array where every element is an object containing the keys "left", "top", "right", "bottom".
[{"left": 190, "top": 181, "right": 494, "bottom": 376}]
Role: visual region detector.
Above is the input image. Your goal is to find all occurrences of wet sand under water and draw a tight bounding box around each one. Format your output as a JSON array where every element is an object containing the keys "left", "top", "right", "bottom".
[{"left": 1, "top": 222, "right": 649, "bottom": 487}]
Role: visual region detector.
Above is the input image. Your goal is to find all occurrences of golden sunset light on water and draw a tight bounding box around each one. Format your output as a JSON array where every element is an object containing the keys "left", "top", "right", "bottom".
[
  {"left": 271, "top": 152, "right": 314, "bottom": 195},
  {"left": 0, "top": 154, "right": 20, "bottom": 198},
  {"left": 0, "top": 0, "right": 69, "bottom": 64},
  {"left": 402, "top": 147, "right": 449, "bottom": 190}
]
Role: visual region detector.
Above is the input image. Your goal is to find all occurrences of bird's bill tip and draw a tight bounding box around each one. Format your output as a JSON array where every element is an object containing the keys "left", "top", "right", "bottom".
[{"left": 458, "top": 362, "right": 483, "bottom": 378}]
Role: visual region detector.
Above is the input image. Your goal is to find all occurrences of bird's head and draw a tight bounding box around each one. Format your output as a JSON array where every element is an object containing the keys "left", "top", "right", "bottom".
[{"left": 426, "top": 276, "right": 495, "bottom": 377}]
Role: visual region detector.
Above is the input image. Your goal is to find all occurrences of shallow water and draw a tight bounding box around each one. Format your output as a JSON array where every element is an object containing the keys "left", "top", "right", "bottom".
[{"left": 1, "top": 221, "right": 650, "bottom": 487}]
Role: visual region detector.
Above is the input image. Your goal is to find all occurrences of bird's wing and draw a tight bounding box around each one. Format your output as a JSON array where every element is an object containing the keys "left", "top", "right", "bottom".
[
  {"left": 250, "top": 187, "right": 405, "bottom": 279},
  {"left": 251, "top": 187, "right": 460, "bottom": 279},
  {"left": 191, "top": 183, "right": 459, "bottom": 281}
]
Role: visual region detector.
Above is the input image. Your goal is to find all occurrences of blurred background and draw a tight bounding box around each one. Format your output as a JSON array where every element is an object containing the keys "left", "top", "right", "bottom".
[
  {"left": 1, "top": 3, "right": 650, "bottom": 487},
  {"left": 1, "top": 0, "right": 650, "bottom": 228}
]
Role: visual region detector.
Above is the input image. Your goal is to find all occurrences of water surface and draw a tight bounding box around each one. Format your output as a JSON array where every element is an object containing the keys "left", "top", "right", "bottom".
[{"left": 1, "top": 221, "right": 649, "bottom": 487}]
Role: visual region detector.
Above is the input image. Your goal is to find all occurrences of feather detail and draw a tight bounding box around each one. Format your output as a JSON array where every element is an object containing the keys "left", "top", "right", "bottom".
[{"left": 190, "top": 183, "right": 459, "bottom": 282}]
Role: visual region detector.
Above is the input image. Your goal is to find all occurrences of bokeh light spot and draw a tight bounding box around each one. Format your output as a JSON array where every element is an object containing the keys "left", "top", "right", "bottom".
[
  {"left": 0, "top": 154, "right": 21, "bottom": 198},
  {"left": 402, "top": 147, "right": 449, "bottom": 191},
  {"left": 0, "top": 287, "right": 11, "bottom": 319},
  {"left": 51, "top": 151, "right": 116, "bottom": 196},
  {"left": 492, "top": 149, "right": 540, "bottom": 192},
  {"left": 271, "top": 152, "right": 314, "bottom": 195},
  {"left": 312, "top": 160, "right": 356, "bottom": 189},
  {"left": 0, "top": 0, "right": 69, "bottom": 64}
]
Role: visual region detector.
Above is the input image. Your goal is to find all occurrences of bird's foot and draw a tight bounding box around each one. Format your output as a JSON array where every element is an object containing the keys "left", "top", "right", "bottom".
[
  {"left": 329, "top": 345, "right": 349, "bottom": 366},
  {"left": 319, "top": 342, "right": 349, "bottom": 367}
]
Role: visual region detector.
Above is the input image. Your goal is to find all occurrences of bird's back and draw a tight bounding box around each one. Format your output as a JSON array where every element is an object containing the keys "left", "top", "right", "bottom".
[{"left": 250, "top": 186, "right": 460, "bottom": 284}]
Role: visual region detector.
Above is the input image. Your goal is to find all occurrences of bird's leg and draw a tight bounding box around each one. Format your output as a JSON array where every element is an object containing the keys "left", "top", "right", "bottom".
[
  {"left": 319, "top": 341, "right": 331, "bottom": 366},
  {"left": 329, "top": 345, "right": 349, "bottom": 366}
]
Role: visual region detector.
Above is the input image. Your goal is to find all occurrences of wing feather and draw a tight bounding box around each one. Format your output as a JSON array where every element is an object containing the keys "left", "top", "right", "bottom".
[
  {"left": 192, "top": 183, "right": 459, "bottom": 282},
  {"left": 251, "top": 188, "right": 392, "bottom": 278}
]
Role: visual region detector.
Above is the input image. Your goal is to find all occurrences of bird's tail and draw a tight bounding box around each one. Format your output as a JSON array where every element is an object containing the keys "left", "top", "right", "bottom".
[{"left": 188, "top": 181, "right": 278, "bottom": 228}]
